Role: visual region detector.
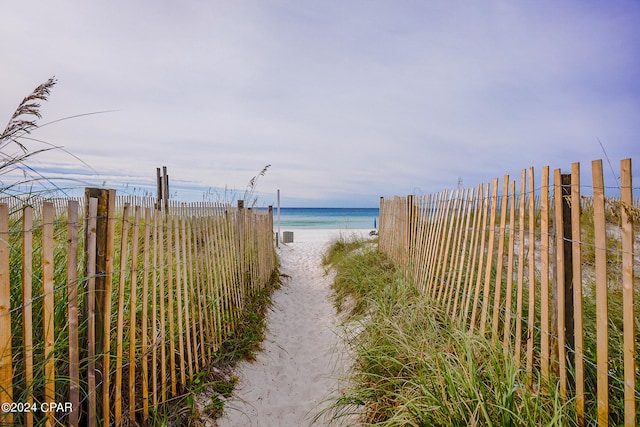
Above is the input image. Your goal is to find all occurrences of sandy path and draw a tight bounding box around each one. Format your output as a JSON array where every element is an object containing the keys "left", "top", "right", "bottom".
[{"left": 216, "top": 230, "right": 367, "bottom": 427}]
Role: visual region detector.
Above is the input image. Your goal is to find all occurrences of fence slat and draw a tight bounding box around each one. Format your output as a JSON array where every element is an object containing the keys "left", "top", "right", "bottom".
[
  {"left": 141, "top": 207, "right": 151, "bottom": 422},
  {"left": 86, "top": 197, "right": 98, "bottom": 427},
  {"left": 181, "top": 215, "right": 194, "bottom": 380},
  {"left": 553, "top": 168, "right": 567, "bottom": 399},
  {"left": 114, "top": 203, "right": 130, "bottom": 425},
  {"left": 571, "top": 162, "right": 585, "bottom": 426},
  {"left": 620, "top": 158, "right": 635, "bottom": 426},
  {"left": 540, "top": 167, "right": 551, "bottom": 383},
  {"left": 0, "top": 204, "right": 12, "bottom": 426},
  {"left": 157, "top": 210, "right": 167, "bottom": 404},
  {"left": 502, "top": 179, "right": 517, "bottom": 350},
  {"left": 526, "top": 166, "right": 536, "bottom": 383},
  {"left": 42, "top": 202, "right": 55, "bottom": 427},
  {"left": 185, "top": 215, "right": 199, "bottom": 373},
  {"left": 514, "top": 170, "right": 527, "bottom": 367},
  {"left": 67, "top": 201, "right": 80, "bottom": 426},
  {"left": 166, "top": 213, "right": 178, "bottom": 397},
  {"left": 22, "top": 206, "right": 34, "bottom": 427},
  {"left": 129, "top": 206, "right": 141, "bottom": 421},
  {"left": 592, "top": 159, "right": 609, "bottom": 426}
]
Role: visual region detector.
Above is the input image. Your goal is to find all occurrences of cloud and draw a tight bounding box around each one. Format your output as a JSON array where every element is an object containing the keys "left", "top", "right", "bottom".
[{"left": 1, "top": 0, "right": 639, "bottom": 207}]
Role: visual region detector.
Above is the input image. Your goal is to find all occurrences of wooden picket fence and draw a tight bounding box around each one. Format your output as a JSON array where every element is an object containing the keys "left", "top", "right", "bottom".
[
  {"left": 379, "top": 158, "right": 638, "bottom": 426},
  {"left": 0, "top": 189, "right": 277, "bottom": 426}
]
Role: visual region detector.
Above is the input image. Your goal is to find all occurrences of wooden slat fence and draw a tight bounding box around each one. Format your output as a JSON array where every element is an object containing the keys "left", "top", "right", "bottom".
[
  {"left": 379, "top": 158, "right": 638, "bottom": 426},
  {"left": 0, "top": 190, "right": 276, "bottom": 426}
]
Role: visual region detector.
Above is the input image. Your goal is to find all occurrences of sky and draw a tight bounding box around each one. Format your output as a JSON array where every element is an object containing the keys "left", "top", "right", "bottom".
[{"left": 2, "top": 1, "right": 639, "bottom": 207}]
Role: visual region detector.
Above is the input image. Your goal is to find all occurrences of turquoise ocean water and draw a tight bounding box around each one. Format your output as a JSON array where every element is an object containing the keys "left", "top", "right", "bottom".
[{"left": 270, "top": 207, "right": 379, "bottom": 229}]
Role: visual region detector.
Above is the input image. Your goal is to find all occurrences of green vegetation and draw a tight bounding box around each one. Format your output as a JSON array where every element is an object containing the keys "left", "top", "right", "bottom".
[
  {"left": 154, "top": 268, "right": 281, "bottom": 425},
  {"left": 1, "top": 79, "right": 281, "bottom": 426},
  {"left": 323, "top": 236, "right": 576, "bottom": 426}
]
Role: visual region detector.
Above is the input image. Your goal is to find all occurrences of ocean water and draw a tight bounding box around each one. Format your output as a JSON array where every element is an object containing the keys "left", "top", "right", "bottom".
[{"left": 271, "top": 207, "right": 379, "bottom": 229}]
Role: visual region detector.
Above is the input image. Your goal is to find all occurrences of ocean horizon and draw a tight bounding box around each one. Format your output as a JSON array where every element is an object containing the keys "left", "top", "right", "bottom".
[{"left": 268, "top": 207, "right": 379, "bottom": 229}]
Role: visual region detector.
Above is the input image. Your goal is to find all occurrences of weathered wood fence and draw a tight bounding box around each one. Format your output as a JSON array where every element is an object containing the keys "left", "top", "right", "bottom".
[
  {"left": 0, "top": 189, "right": 277, "bottom": 426},
  {"left": 379, "top": 158, "right": 638, "bottom": 426}
]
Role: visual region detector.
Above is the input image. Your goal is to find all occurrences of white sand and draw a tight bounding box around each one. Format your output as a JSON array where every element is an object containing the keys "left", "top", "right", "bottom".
[{"left": 214, "top": 229, "right": 372, "bottom": 427}]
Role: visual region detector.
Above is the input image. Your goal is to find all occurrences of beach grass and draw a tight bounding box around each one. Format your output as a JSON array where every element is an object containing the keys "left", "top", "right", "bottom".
[
  {"left": 1, "top": 79, "right": 282, "bottom": 425},
  {"left": 147, "top": 267, "right": 281, "bottom": 425},
  {"left": 323, "top": 235, "right": 577, "bottom": 426}
]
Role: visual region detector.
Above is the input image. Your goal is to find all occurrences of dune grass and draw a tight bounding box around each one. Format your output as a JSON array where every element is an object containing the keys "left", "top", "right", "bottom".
[
  {"left": 1, "top": 79, "right": 281, "bottom": 425},
  {"left": 152, "top": 268, "right": 281, "bottom": 425},
  {"left": 323, "top": 235, "right": 577, "bottom": 426}
]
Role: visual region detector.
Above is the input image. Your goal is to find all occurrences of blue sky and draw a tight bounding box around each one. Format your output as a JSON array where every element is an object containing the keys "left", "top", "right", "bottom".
[{"left": 2, "top": 1, "right": 639, "bottom": 207}]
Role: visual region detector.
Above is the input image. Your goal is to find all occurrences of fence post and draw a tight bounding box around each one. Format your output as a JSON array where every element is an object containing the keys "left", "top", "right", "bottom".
[
  {"left": 379, "top": 197, "right": 384, "bottom": 251},
  {"left": 238, "top": 200, "right": 246, "bottom": 289},
  {"left": 561, "top": 173, "right": 574, "bottom": 374},
  {"left": 407, "top": 195, "right": 415, "bottom": 268},
  {"left": 156, "top": 167, "right": 162, "bottom": 210},
  {"left": 268, "top": 205, "right": 275, "bottom": 248},
  {"left": 84, "top": 187, "right": 116, "bottom": 425},
  {"left": 620, "top": 158, "right": 635, "bottom": 426},
  {"left": 0, "top": 204, "right": 12, "bottom": 426},
  {"left": 163, "top": 166, "right": 169, "bottom": 211}
]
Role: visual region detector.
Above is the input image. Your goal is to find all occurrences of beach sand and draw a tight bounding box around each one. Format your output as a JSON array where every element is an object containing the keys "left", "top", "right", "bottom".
[{"left": 214, "top": 229, "right": 372, "bottom": 427}]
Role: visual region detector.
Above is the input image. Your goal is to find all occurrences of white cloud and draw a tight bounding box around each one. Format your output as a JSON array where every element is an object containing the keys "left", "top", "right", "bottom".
[{"left": 1, "top": 0, "right": 639, "bottom": 206}]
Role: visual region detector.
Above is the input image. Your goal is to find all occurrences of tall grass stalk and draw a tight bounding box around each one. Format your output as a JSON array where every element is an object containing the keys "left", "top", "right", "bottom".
[{"left": 323, "top": 236, "right": 577, "bottom": 426}]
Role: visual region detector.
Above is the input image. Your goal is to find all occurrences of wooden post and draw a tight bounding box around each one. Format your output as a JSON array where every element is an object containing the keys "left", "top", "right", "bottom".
[
  {"left": 514, "top": 169, "right": 527, "bottom": 368},
  {"left": 407, "top": 195, "right": 415, "bottom": 258},
  {"left": 129, "top": 206, "right": 141, "bottom": 421},
  {"left": 156, "top": 167, "right": 169, "bottom": 211},
  {"left": 84, "top": 187, "right": 116, "bottom": 425},
  {"left": 540, "top": 167, "right": 550, "bottom": 383},
  {"left": 561, "top": 173, "right": 574, "bottom": 381},
  {"left": 552, "top": 170, "right": 570, "bottom": 399},
  {"left": 526, "top": 166, "right": 536, "bottom": 384},
  {"left": 67, "top": 201, "right": 80, "bottom": 426},
  {"left": 163, "top": 166, "right": 169, "bottom": 211},
  {"left": 42, "top": 203, "right": 55, "bottom": 427},
  {"left": 238, "top": 200, "right": 246, "bottom": 289},
  {"left": 276, "top": 190, "right": 281, "bottom": 248},
  {"left": 22, "top": 206, "right": 34, "bottom": 427},
  {"left": 0, "top": 204, "right": 12, "bottom": 426},
  {"left": 114, "top": 203, "right": 130, "bottom": 425},
  {"left": 620, "top": 158, "right": 635, "bottom": 426},
  {"left": 592, "top": 159, "right": 609, "bottom": 425},
  {"left": 571, "top": 162, "right": 585, "bottom": 425},
  {"left": 85, "top": 198, "right": 98, "bottom": 427},
  {"left": 268, "top": 205, "right": 275, "bottom": 249},
  {"left": 156, "top": 167, "right": 162, "bottom": 210},
  {"left": 141, "top": 208, "right": 151, "bottom": 422},
  {"left": 502, "top": 179, "right": 517, "bottom": 350}
]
